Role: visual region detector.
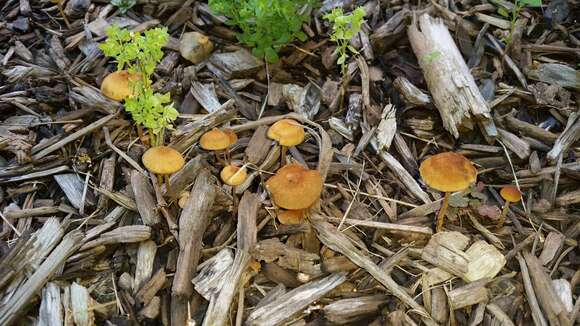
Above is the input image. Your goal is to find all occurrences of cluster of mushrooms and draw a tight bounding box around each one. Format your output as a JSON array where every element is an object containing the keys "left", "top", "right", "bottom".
[
  {"left": 419, "top": 152, "right": 522, "bottom": 231},
  {"left": 99, "top": 70, "right": 522, "bottom": 231}
]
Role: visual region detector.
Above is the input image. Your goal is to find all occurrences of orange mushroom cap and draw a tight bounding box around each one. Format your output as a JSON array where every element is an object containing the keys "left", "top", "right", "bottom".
[
  {"left": 101, "top": 70, "right": 140, "bottom": 101},
  {"left": 500, "top": 186, "right": 522, "bottom": 202},
  {"left": 267, "top": 119, "right": 305, "bottom": 147},
  {"left": 419, "top": 152, "right": 477, "bottom": 192},
  {"left": 265, "top": 163, "right": 322, "bottom": 210},
  {"left": 142, "top": 146, "right": 185, "bottom": 175},
  {"left": 277, "top": 209, "right": 305, "bottom": 225},
  {"left": 200, "top": 129, "right": 237, "bottom": 151},
  {"left": 220, "top": 165, "right": 247, "bottom": 186}
]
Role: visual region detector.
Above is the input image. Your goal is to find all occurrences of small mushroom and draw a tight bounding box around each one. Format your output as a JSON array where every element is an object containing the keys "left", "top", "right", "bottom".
[
  {"left": 499, "top": 185, "right": 522, "bottom": 228},
  {"left": 200, "top": 128, "right": 237, "bottom": 164},
  {"left": 419, "top": 152, "right": 477, "bottom": 232},
  {"left": 142, "top": 146, "right": 185, "bottom": 198},
  {"left": 100, "top": 70, "right": 140, "bottom": 101},
  {"left": 267, "top": 119, "right": 305, "bottom": 166},
  {"left": 265, "top": 163, "right": 323, "bottom": 210},
  {"left": 220, "top": 165, "right": 247, "bottom": 186},
  {"left": 277, "top": 209, "right": 305, "bottom": 225}
]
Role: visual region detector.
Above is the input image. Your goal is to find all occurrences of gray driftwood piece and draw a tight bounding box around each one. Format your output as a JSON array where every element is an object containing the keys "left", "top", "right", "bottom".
[
  {"left": 80, "top": 225, "right": 151, "bottom": 251},
  {"left": 134, "top": 240, "right": 157, "bottom": 293},
  {"left": 190, "top": 81, "right": 221, "bottom": 113},
  {"left": 311, "top": 216, "right": 436, "bottom": 326},
  {"left": 245, "top": 273, "right": 347, "bottom": 326},
  {"left": 192, "top": 248, "right": 234, "bottom": 300},
  {"left": 202, "top": 192, "right": 259, "bottom": 326},
  {"left": 323, "top": 295, "right": 387, "bottom": 324},
  {"left": 70, "top": 282, "right": 94, "bottom": 326},
  {"left": 38, "top": 282, "right": 63, "bottom": 326},
  {"left": 393, "top": 76, "right": 430, "bottom": 106},
  {"left": 408, "top": 14, "right": 496, "bottom": 139},
  {"left": 208, "top": 49, "right": 264, "bottom": 79},
  {"left": 0, "top": 230, "right": 83, "bottom": 325},
  {"left": 54, "top": 173, "right": 94, "bottom": 209},
  {"left": 497, "top": 128, "right": 531, "bottom": 159},
  {"left": 547, "top": 113, "right": 580, "bottom": 162},
  {"left": 172, "top": 169, "right": 216, "bottom": 297},
  {"left": 130, "top": 170, "right": 160, "bottom": 226},
  {"left": 167, "top": 154, "right": 205, "bottom": 195},
  {"left": 33, "top": 113, "right": 116, "bottom": 160}
]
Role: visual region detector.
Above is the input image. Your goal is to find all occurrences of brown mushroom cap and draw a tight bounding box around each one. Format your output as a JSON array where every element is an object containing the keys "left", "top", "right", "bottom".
[
  {"left": 265, "top": 163, "right": 323, "bottom": 210},
  {"left": 277, "top": 209, "right": 305, "bottom": 225},
  {"left": 500, "top": 186, "right": 522, "bottom": 202},
  {"left": 200, "top": 129, "right": 236, "bottom": 151},
  {"left": 419, "top": 152, "right": 477, "bottom": 192},
  {"left": 142, "top": 146, "right": 185, "bottom": 174},
  {"left": 220, "top": 165, "right": 247, "bottom": 186},
  {"left": 267, "top": 119, "right": 305, "bottom": 147},
  {"left": 101, "top": 70, "right": 140, "bottom": 101}
]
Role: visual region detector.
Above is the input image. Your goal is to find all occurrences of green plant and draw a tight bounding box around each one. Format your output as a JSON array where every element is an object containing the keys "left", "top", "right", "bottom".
[
  {"left": 100, "top": 25, "right": 178, "bottom": 146},
  {"left": 497, "top": 0, "right": 541, "bottom": 44},
  {"left": 324, "top": 7, "right": 365, "bottom": 75},
  {"left": 208, "top": 0, "right": 316, "bottom": 63},
  {"left": 110, "top": 0, "right": 136, "bottom": 14}
]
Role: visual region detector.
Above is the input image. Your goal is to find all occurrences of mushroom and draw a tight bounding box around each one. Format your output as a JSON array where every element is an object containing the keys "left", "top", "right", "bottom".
[
  {"left": 419, "top": 152, "right": 477, "bottom": 232},
  {"left": 267, "top": 119, "right": 305, "bottom": 166},
  {"left": 498, "top": 185, "right": 522, "bottom": 228},
  {"left": 277, "top": 209, "right": 305, "bottom": 225},
  {"left": 142, "top": 146, "right": 185, "bottom": 198},
  {"left": 101, "top": 70, "right": 140, "bottom": 101},
  {"left": 199, "top": 128, "right": 237, "bottom": 164},
  {"left": 265, "top": 163, "right": 323, "bottom": 211},
  {"left": 220, "top": 165, "right": 248, "bottom": 186}
]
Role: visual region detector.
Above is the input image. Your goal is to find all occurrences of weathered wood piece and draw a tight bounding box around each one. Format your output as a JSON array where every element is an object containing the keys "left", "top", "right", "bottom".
[
  {"left": 202, "top": 192, "right": 258, "bottom": 326},
  {"left": 38, "top": 282, "right": 63, "bottom": 326},
  {"left": 245, "top": 273, "right": 347, "bottom": 326},
  {"left": 0, "top": 230, "right": 83, "bottom": 325},
  {"left": 323, "top": 295, "right": 387, "bottom": 324},
  {"left": 547, "top": 113, "right": 580, "bottom": 162},
  {"left": 408, "top": 14, "right": 495, "bottom": 139},
  {"left": 134, "top": 240, "right": 157, "bottom": 293},
  {"left": 172, "top": 169, "right": 215, "bottom": 297},
  {"left": 192, "top": 248, "right": 234, "bottom": 300},
  {"left": 131, "top": 170, "right": 161, "bottom": 226},
  {"left": 54, "top": 173, "right": 94, "bottom": 210},
  {"left": 80, "top": 225, "right": 151, "bottom": 251},
  {"left": 70, "top": 282, "right": 95, "bottom": 326},
  {"left": 311, "top": 216, "right": 436, "bottom": 325}
]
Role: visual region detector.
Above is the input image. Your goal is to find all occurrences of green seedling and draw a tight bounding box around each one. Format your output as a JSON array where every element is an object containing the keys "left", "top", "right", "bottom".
[
  {"left": 100, "top": 25, "right": 178, "bottom": 146},
  {"left": 110, "top": 0, "right": 136, "bottom": 14},
  {"left": 209, "top": 0, "right": 316, "bottom": 63},
  {"left": 497, "top": 0, "right": 542, "bottom": 44},
  {"left": 323, "top": 7, "right": 366, "bottom": 76}
]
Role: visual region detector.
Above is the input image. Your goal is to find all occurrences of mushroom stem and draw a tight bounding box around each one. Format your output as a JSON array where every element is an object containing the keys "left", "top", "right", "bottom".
[
  {"left": 436, "top": 192, "right": 450, "bottom": 232},
  {"left": 215, "top": 151, "right": 226, "bottom": 166},
  {"left": 498, "top": 201, "right": 510, "bottom": 229},
  {"left": 164, "top": 174, "right": 174, "bottom": 200},
  {"left": 156, "top": 174, "right": 163, "bottom": 188},
  {"left": 280, "top": 146, "right": 287, "bottom": 166}
]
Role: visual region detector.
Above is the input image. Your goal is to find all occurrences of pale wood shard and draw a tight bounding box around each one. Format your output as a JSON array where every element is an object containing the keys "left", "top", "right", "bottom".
[
  {"left": 393, "top": 76, "right": 430, "bottom": 106},
  {"left": 447, "top": 281, "right": 489, "bottom": 310},
  {"left": 245, "top": 273, "right": 347, "bottom": 326},
  {"left": 547, "top": 113, "right": 580, "bottom": 163},
  {"left": 407, "top": 14, "right": 495, "bottom": 139},
  {"left": 172, "top": 169, "right": 216, "bottom": 297},
  {"left": 190, "top": 81, "right": 221, "bottom": 113},
  {"left": 497, "top": 128, "right": 531, "bottom": 159},
  {"left": 130, "top": 170, "right": 160, "bottom": 226},
  {"left": 134, "top": 240, "right": 157, "bottom": 293},
  {"left": 462, "top": 240, "right": 506, "bottom": 282},
  {"left": 255, "top": 284, "right": 286, "bottom": 309},
  {"left": 54, "top": 173, "right": 94, "bottom": 210},
  {"left": 192, "top": 248, "right": 234, "bottom": 300},
  {"left": 136, "top": 269, "right": 166, "bottom": 306},
  {"left": 516, "top": 253, "right": 549, "bottom": 326},
  {"left": 538, "top": 231, "right": 565, "bottom": 265},
  {"left": 80, "top": 225, "right": 151, "bottom": 251},
  {"left": 323, "top": 295, "right": 387, "bottom": 324},
  {"left": 311, "top": 216, "right": 436, "bottom": 326},
  {"left": 70, "top": 282, "right": 95, "bottom": 326},
  {"left": 208, "top": 49, "right": 264, "bottom": 79},
  {"left": 0, "top": 230, "right": 84, "bottom": 325},
  {"left": 375, "top": 104, "right": 397, "bottom": 151},
  {"left": 38, "top": 282, "right": 63, "bottom": 326},
  {"left": 421, "top": 231, "right": 470, "bottom": 276},
  {"left": 202, "top": 192, "right": 258, "bottom": 326}
]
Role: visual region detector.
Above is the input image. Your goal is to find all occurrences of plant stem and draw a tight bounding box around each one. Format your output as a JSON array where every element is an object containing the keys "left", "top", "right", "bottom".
[{"left": 436, "top": 192, "right": 450, "bottom": 232}]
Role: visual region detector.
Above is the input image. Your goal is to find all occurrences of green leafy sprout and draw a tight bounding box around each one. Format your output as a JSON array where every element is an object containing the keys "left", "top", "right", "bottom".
[
  {"left": 497, "top": 0, "right": 542, "bottom": 44},
  {"left": 324, "top": 7, "right": 366, "bottom": 75},
  {"left": 99, "top": 25, "right": 178, "bottom": 146},
  {"left": 208, "top": 0, "right": 316, "bottom": 63},
  {"left": 110, "top": 0, "right": 136, "bottom": 14}
]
